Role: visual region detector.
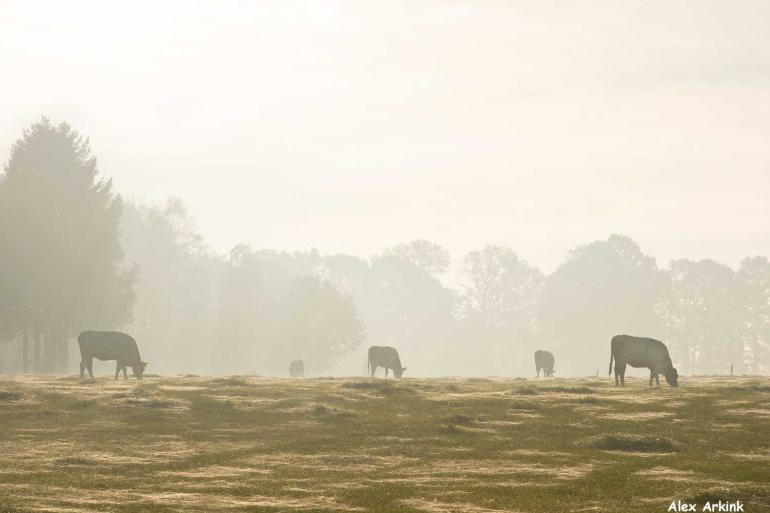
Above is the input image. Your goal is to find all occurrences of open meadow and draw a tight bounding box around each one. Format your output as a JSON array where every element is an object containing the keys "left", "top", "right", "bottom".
[{"left": 0, "top": 375, "right": 768, "bottom": 513}]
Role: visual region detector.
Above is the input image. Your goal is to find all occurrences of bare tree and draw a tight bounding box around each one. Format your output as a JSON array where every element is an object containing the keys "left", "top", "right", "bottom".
[{"left": 460, "top": 246, "right": 543, "bottom": 375}]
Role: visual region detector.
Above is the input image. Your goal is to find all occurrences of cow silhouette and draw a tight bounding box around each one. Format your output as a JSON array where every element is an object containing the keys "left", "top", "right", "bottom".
[
  {"left": 78, "top": 331, "right": 147, "bottom": 380},
  {"left": 609, "top": 335, "right": 678, "bottom": 387}
]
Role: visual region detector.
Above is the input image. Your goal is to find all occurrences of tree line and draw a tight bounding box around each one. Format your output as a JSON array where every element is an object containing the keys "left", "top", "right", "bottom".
[{"left": 1, "top": 119, "right": 768, "bottom": 376}]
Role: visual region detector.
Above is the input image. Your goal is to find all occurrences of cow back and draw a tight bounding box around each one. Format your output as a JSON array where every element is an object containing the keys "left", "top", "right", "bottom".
[
  {"left": 289, "top": 360, "right": 304, "bottom": 377},
  {"left": 78, "top": 331, "right": 141, "bottom": 365},
  {"left": 534, "top": 350, "right": 554, "bottom": 368},
  {"left": 369, "top": 346, "right": 402, "bottom": 369},
  {"left": 612, "top": 335, "right": 672, "bottom": 368}
]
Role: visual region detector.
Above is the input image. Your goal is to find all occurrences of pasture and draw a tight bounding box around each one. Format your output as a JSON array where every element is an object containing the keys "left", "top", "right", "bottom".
[{"left": 0, "top": 375, "right": 768, "bottom": 512}]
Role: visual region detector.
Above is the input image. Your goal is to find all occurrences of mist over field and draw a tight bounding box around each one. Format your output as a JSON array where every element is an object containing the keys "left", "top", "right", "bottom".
[
  {"left": 2, "top": 2, "right": 770, "bottom": 513},
  {"left": 1, "top": 1, "right": 770, "bottom": 380}
]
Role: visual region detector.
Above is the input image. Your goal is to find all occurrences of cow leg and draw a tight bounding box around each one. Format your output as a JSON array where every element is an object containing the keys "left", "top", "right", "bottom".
[
  {"left": 615, "top": 360, "right": 626, "bottom": 387},
  {"left": 649, "top": 370, "right": 654, "bottom": 387},
  {"left": 655, "top": 374, "right": 660, "bottom": 387},
  {"left": 81, "top": 357, "right": 94, "bottom": 378},
  {"left": 536, "top": 368, "right": 540, "bottom": 378},
  {"left": 123, "top": 366, "right": 128, "bottom": 380},
  {"left": 385, "top": 367, "right": 389, "bottom": 378},
  {"left": 114, "top": 362, "right": 121, "bottom": 380},
  {"left": 370, "top": 364, "right": 376, "bottom": 378}
]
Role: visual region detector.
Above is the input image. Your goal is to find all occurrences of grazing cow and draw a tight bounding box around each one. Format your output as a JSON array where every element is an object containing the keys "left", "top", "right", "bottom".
[
  {"left": 78, "top": 331, "right": 147, "bottom": 380},
  {"left": 289, "top": 360, "right": 304, "bottom": 378},
  {"left": 609, "top": 334, "right": 678, "bottom": 387},
  {"left": 534, "top": 350, "right": 555, "bottom": 377},
  {"left": 368, "top": 346, "right": 406, "bottom": 378}
]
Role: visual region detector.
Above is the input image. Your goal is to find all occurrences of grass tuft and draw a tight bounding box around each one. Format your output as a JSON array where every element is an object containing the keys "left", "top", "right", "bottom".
[
  {"left": 582, "top": 434, "right": 678, "bottom": 452},
  {"left": 72, "top": 399, "right": 96, "bottom": 409},
  {"left": 0, "top": 391, "right": 22, "bottom": 401},
  {"left": 127, "top": 398, "right": 177, "bottom": 409},
  {"left": 445, "top": 414, "right": 474, "bottom": 426},
  {"left": 311, "top": 403, "right": 331, "bottom": 415},
  {"left": 510, "top": 400, "right": 540, "bottom": 411},
  {"left": 211, "top": 377, "right": 249, "bottom": 386}
]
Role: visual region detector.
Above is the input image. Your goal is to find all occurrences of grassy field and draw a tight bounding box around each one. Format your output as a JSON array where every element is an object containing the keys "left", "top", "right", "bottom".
[{"left": 0, "top": 375, "right": 768, "bottom": 513}]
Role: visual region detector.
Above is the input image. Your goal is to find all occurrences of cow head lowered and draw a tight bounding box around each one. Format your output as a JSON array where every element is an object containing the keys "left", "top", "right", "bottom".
[
  {"left": 663, "top": 366, "right": 679, "bottom": 387},
  {"left": 132, "top": 361, "right": 148, "bottom": 379},
  {"left": 394, "top": 367, "right": 407, "bottom": 379}
]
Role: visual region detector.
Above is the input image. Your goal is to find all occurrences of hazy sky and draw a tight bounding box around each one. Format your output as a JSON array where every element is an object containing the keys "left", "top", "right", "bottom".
[{"left": 2, "top": 0, "right": 769, "bottom": 272}]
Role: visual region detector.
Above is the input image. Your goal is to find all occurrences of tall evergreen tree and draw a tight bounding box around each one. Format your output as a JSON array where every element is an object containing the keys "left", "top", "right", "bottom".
[{"left": 0, "top": 118, "right": 135, "bottom": 372}]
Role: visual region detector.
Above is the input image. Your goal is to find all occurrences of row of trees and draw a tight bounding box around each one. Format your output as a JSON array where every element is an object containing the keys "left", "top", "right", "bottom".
[{"left": 1, "top": 119, "right": 769, "bottom": 376}]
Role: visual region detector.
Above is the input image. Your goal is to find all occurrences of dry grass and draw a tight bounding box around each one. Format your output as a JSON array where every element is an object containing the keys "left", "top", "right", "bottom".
[{"left": 0, "top": 375, "right": 768, "bottom": 512}]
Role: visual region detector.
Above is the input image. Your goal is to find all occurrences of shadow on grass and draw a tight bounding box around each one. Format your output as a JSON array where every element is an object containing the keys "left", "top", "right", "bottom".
[
  {"left": 341, "top": 381, "right": 415, "bottom": 395},
  {"left": 541, "top": 386, "right": 595, "bottom": 394}
]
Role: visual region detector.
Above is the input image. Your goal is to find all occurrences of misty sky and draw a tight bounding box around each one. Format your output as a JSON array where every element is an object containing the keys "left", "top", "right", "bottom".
[{"left": 2, "top": 1, "right": 769, "bottom": 272}]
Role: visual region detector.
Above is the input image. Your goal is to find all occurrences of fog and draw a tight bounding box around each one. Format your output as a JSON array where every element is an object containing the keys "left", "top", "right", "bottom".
[{"left": 1, "top": 1, "right": 769, "bottom": 378}]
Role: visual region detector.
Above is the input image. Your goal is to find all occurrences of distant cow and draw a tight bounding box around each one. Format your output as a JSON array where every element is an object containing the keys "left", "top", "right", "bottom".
[
  {"left": 368, "top": 346, "right": 406, "bottom": 378},
  {"left": 609, "top": 335, "right": 678, "bottom": 387},
  {"left": 78, "top": 331, "right": 147, "bottom": 380},
  {"left": 289, "top": 360, "right": 304, "bottom": 378},
  {"left": 535, "top": 350, "right": 555, "bottom": 377}
]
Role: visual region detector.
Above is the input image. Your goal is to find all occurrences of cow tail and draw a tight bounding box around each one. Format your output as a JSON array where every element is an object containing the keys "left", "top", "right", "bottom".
[
  {"left": 367, "top": 353, "right": 370, "bottom": 376},
  {"left": 608, "top": 349, "right": 614, "bottom": 376}
]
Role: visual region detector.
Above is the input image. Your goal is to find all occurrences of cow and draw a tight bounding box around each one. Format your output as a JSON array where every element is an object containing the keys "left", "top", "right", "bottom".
[
  {"left": 534, "top": 350, "right": 555, "bottom": 377},
  {"left": 289, "top": 360, "right": 304, "bottom": 378},
  {"left": 78, "top": 331, "right": 147, "bottom": 380},
  {"left": 368, "top": 346, "right": 406, "bottom": 378},
  {"left": 608, "top": 334, "right": 678, "bottom": 387}
]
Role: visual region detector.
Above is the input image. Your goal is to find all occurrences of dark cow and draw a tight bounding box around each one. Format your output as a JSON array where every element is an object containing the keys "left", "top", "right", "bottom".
[
  {"left": 534, "top": 350, "right": 555, "bottom": 377},
  {"left": 78, "top": 331, "right": 147, "bottom": 380},
  {"left": 289, "top": 360, "right": 304, "bottom": 378},
  {"left": 368, "top": 346, "right": 406, "bottom": 378},
  {"left": 609, "top": 334, "right": 678, "bottom": 387}
]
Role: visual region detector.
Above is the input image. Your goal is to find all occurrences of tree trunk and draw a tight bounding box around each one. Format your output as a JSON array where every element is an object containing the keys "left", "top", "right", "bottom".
[
  {"left": 58, "top": 329, "right": 69, "bottom": 374},
  {"left": 43, "top": 326, "right": 58, "bottom": 373},
  {"left": 21, "top": 328, "right": 29, "bottom": 373},
  {"left": 752, "top": 339, "right": 761, "bottom": 375},
  {"left": 33, "top": 327, "right": 41, "bottom": 373}
]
